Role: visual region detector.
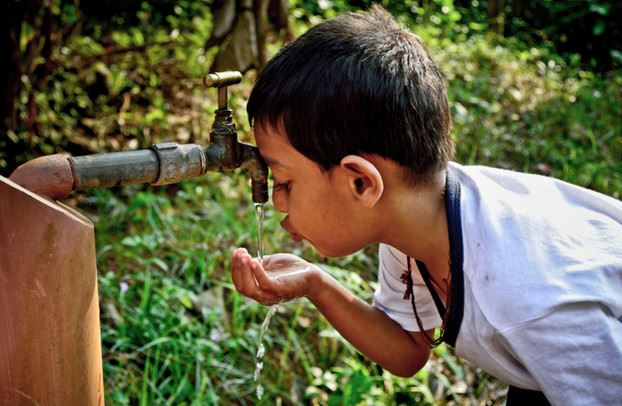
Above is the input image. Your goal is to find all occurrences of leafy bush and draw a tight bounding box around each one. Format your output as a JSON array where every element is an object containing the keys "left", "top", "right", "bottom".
[
  {"left": 428, "top": 32, "right": 622, "bottom": 197},
  {"left": 293, "top": 0, "right": 622, "bottom": 71}
]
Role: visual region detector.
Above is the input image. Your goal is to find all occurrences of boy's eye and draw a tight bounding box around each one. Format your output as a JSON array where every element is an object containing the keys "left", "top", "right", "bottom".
[{"left": 273, "top": 181, "right": 290, "bottom": 192}]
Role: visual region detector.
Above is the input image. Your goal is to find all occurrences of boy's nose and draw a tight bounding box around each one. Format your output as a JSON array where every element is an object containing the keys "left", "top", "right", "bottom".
[{"left": 272, "top": 191, "right": 288, "bottom": 213}]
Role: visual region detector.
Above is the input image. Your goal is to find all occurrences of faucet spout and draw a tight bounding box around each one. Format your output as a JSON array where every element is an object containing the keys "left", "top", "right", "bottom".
[
  {"left": 240, "top": 143, "right": 269, "bottom": 204},
  {"left": 202, "top": 109, "right": 268, "bottom": 203},
  {"left": 203, "top": 71, "right": 269, "bottom": 203}
]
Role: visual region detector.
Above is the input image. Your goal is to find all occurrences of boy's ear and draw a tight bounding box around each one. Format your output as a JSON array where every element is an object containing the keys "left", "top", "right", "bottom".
[{"left": 339, "top": 155, "right": 384, "bottom": 208}]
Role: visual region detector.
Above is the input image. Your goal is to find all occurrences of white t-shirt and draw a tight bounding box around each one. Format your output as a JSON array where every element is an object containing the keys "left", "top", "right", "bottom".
[{"left": 373, "top": 162, "right": 622, "bottom": 405}]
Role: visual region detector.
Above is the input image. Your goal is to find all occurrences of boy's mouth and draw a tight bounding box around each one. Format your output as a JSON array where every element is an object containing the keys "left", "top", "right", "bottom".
[{"left": 281, "top": 219, "right": 303, "bottom": 242}]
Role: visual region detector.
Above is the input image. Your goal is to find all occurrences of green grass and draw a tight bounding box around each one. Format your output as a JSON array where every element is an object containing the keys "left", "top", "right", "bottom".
[{"left": 84, "top": 172, "right": 504, "bottom": 405}]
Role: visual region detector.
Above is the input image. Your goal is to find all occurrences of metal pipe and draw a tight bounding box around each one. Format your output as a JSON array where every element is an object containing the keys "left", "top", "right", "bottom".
[
  {"left": 10, "top": 143, "right": 209, "bottom": 200},
  {"left": 69, "top": 149, "right": 159, "bottom": 189},
  {"left": 9, "top": 70, "right": 268, "bottom": 203},
  {"left": 10, "top": 139, "right": 267, "bottom": 203},
  {"left": 69, "top": 143, "right": 207, "bottom": 189}
]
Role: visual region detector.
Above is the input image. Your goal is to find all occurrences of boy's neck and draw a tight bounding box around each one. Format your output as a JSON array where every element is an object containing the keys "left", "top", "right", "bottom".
[{"left": 378, "top": 169, "right": 450, "bottom": 283}]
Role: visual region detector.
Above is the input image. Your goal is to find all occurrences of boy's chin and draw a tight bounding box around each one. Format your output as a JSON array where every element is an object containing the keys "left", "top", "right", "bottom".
[{"left": 314, "top": 244, "right": 361, "bottom": 259}]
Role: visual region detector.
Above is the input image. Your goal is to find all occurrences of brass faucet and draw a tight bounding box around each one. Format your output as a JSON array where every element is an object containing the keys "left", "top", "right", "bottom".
[
  {"left": 9, "top": 71, "right": 269, "bottom": 204},
  {"left": 203, "top": 72, "right": 268, "bottom": 203}
]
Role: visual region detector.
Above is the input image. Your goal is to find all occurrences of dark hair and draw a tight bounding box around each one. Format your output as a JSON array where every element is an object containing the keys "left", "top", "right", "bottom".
[{"left": 247, "top": 5, "right": 454, "bottom": 183}]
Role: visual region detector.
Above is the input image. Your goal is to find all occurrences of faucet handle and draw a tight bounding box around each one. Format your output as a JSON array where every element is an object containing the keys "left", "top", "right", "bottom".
[
  {"left": 203, "top": 71, "right": 243, "bottom": 109},
  {"left": 203, "top": 71, "right": 242, "bottom": 88}
]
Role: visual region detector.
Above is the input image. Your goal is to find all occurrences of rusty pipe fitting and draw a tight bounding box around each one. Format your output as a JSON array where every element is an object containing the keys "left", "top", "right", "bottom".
[
  {"left": 202, "top": 70, "right": 268, "bottom": 203},
  {"left": 203, "top": 78, "right": 268, "bottom": 202},
  {"left": 9, "top": 154, "right": 75, "bottom": 200},
  {"left": 205, "top": 108, "right": 240, "bottom": 172},
  {"left": 9, "top": 144, "right": 209, "bottom": 200}
]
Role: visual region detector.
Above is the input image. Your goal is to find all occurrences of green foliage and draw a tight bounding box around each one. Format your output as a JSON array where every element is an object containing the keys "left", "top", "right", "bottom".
[
  {"left": 292, "top": 0, "right": 621, "bottom": 71},
  {"left": 1, "top": 0, "right": 218, "bottom": 173},
  {"left": 79, "top": 0, "right": 211, "bottom": 33},
  {"left": 425, "top": 32, "right": 622, "bottom": 197},
  {"left": 512, "top": 0, "right": 622, "bottom": 71},
  {"left": 85, "top": 174, "right": 501, "bottom": 404}
]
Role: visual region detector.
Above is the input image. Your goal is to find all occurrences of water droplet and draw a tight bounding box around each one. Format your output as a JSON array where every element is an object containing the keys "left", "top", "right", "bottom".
[{"left": 256, "top": 343, "right": 265, "bottom": 358}]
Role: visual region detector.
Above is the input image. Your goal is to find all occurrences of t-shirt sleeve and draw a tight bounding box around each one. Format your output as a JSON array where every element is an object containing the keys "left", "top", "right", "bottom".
[
  {"left": 373, "top": 243, "right": 443, "bottom": 332},
  {"left": 498, "top": 302, "right": 622, "bottom": 405}
]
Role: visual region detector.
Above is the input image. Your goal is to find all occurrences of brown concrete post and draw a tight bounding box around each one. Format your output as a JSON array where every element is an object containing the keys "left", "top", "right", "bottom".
[{"left": 0, "top": 176, "right": 104, "bottom": 405}]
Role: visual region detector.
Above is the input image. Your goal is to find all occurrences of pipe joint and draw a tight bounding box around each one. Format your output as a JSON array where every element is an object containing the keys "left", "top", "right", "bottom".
[{"left": 151, "top": 143, "right": 207, "bottom": 186}]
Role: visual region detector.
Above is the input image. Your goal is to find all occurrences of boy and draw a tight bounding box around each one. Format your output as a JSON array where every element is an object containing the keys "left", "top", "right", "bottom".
[{"left": 231, "top": 6, "right": 622, "bottom": 404}]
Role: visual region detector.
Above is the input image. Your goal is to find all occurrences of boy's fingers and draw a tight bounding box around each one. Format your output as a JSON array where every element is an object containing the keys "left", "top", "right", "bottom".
[
  {"left": 250, "top": 260, "right": 276, "bottom": 292},
  {"left": 251, "top": 261, "right": 289, "bottom": 303},
  {"left": 231, "top": 249, "right": 244, "bottom": 286},
  {"left": 231, "top": 249, "right": 254, "bottom": 294},
  {"left": 231, "top": 249, "right": 281, "bottom": 304}
]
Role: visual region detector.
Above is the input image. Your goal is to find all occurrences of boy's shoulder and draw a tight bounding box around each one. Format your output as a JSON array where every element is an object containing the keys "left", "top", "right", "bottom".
[
  {"left": 451, "top": 162, "right": 622, "bottom": 327},
  {"left": 451, "top": 161, "right": 622, "bottom": 221}
]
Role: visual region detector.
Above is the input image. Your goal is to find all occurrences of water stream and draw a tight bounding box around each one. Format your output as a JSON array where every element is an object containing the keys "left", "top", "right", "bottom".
[
  {"left": 254, "top": 203, "right": 265, "bottom": 263},
  {"left": 253, "top": 304, "right": 279, "bottom": 400},
  {"left": 253, "top": 203, "right": 278, "bottom": 400}
]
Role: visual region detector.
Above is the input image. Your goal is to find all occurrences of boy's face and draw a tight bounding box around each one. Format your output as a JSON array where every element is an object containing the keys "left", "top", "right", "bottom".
[{"left": 254, "top": 122, "right": 370, "bottom": 257}]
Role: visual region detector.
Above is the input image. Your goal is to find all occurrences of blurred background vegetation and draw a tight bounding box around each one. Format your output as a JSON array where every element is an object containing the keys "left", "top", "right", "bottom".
[{"left": 2, "top": 0, "right": 621, "bottom": 405}]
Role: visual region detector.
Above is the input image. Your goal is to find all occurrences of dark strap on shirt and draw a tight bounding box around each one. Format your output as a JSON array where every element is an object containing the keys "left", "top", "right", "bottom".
[
  {"left": 506, "top": 386, "right": 551, "bottom": 405},
  {"left": 415, "top": 169, "right": 549, "bottom": 401},
  {"left": 415, "top": 167, "right": 465, "bottom": 347},
  {"left": 414, "top": 259, "right": 446, "bottom": 318}
]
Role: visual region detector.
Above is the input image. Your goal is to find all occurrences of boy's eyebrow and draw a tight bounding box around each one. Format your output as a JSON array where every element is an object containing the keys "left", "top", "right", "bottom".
[{"left": 262, "top": 156, "right": 287, "bottom": 168}]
